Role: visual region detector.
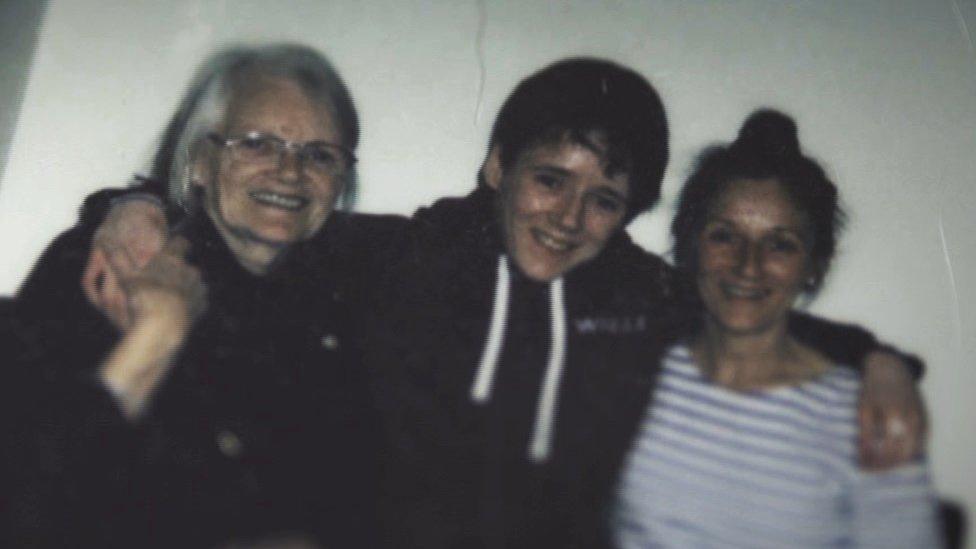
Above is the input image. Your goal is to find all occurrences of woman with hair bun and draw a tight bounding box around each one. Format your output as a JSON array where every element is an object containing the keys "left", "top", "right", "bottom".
[{"left": 613, "top": 110, "right": 941, "bottom": 548}]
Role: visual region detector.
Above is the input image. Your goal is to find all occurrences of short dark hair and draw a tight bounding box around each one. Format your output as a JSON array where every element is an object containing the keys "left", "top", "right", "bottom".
[
  {"left": 488, "top": 58, "right": 668, "bottom": 222},
  {"left": 671, "top": 109, "right": 844, "bottom": 296}
]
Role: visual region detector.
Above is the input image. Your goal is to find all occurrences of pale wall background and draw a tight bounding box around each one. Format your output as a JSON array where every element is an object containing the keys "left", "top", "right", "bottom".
[{"left": 1, "top": 0, "right": 974, "bottom": 542}]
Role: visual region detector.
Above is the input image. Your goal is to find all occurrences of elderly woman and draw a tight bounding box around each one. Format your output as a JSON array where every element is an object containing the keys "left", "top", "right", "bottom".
[
  {"left": 613, "top": 110, "right": 940, "bottom": 548},
  {"left": 4, "top": 45, "right": 379, "bottom": 548}
]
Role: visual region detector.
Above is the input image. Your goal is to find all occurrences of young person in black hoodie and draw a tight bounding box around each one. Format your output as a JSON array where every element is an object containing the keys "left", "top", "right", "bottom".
[{"left": 22, "top": 57, "right": 924, "bottom": 548}]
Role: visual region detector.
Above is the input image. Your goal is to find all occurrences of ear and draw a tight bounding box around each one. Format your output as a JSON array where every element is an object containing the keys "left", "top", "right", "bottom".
[
  {"left": 186, "top": 151, "right": 210, "bottom": 191},
  {"left": 482, "top": 145, "right": 504, "bottom": 191},
  {"left": 188, "top": 146, "right": 212, "bottom": 190},
  {"left": 803, "top": 261, "right": 822, "bottom": 293}
]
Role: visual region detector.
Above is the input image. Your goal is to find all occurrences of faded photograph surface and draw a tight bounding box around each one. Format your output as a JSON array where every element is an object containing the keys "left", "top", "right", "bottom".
[{"left": 0, "top": 1, "right": 972, "bottom": 548}]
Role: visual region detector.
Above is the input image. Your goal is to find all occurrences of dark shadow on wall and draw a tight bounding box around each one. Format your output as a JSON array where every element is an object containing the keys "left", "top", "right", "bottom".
[{"left": 0, "top": 0, "right": 49, "bottom": 193}]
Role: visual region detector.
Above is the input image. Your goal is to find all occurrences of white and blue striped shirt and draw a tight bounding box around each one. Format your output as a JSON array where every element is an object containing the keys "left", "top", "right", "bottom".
[{"left": 613, "top": 344, "right": 940, "bottom": 549}]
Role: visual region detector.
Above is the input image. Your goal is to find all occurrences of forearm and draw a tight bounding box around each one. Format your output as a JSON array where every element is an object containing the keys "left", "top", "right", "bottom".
[
  {"left": 787, "top": 311, "right": 924, "bottom": 378},
  {"left": 788, "top": 312, "right": 928, "bottom": 468},
  {"left": 17, "top": 180, "right": 171, "bottom": 316},
  {"left": 98, "top": 316, "right": 189, "bottom": 420}
]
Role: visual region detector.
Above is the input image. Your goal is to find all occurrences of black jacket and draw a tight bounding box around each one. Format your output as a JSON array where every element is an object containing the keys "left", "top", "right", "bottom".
[
  {"left": 3, "top": 211, "right": 381, "bottom": 548},
  {"left": 322, "top": 186, "right": 882, "bottom": 549}
]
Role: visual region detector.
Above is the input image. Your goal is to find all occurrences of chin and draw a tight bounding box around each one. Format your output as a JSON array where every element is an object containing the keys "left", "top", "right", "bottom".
[
  {"left": 710, "top": 312, "right": 780, "bottom": 336},
  {"left": 512, "top": 247, "right": 595, "bottom": 283},
  {"left": 250, "top": 221, "right": 307, "bottom": 245},
  {"left": 519, "top": 264, "right": 559, "bottom": 282},
  {"left": 511, "top": 257, "right": 561, "bottom": 282},
  {"left": 227, "top": 226, "right": 298, "bottom": 251}
]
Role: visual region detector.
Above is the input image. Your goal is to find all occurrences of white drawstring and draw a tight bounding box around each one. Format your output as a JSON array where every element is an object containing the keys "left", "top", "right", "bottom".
[
  {"left": 468, "top": 255, "right": 568, "bottom": 463},
  {"left": 528, "top": 277, "right": 566, "bottom": 463},
  {"left": 470, "top": 255, "right": 511, "bottom": 404}
]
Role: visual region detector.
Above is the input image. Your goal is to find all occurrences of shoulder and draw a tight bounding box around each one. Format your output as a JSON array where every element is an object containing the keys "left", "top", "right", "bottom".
[
  {"left": 801, "top": 365, "right": 862, "bottom": 406},
  {"left": 326, "top": 211, "right": 411, "bottom": 246},
  {"left": 383, "top": 189, "right": 502, "bottom": 280},
  {"left": 662, "top": 342, "right": 696, "bottom": 368},
  {"left": 302, "top": 211, "right": 410, "bottom": 269},
  {"left": 407, "top": 188, "right": 497, "bottom": 247},
  {"left": 573, "top": 234, "right": 671, "bottom": 296},
  {"left": 566, "top": 234, "right": 686, "bottom": 344}
]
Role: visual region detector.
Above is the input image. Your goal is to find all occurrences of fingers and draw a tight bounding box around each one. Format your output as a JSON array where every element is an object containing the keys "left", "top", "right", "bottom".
[
  {"left": 103, "top": 242, "right": 138, "bottom": 287},
  {"left": 857, "top": 403, "right": 883, "bottom": 470},
  {"left": 84, "top": 228, "right": 197, "bottom": 332},
  {"left": 82, "top": 247, "right": 132, "bottom": 330},
  {"left": 123, "top": 235, "right": 206, "bottom": 325},
  {"left": 858, "top": 403, "right": 925, "bottom": 470},
  {"left": 878, "top": 415, "right": 915, "bottom": 467},
  {"left": 858, "top": 353, "right": 928, "bottom": 470},
  {"left": 160, "top": 235, "right": 191, "bottom": 259},
  {"left": 83, "top": 197, "right": 170, "bottom": 321},
  {"left": 141, "top": 237, "right": 196, "bottom": 290},
  {"left": 97, "top": 197, "right": 169, "bottom": 268},
  {"left": 891, "top": 407, "right": 925, "bottom": 462},
  {"left": 102, "top": 261, "right": 132, "bottom": 330},
  {"left": 82, "top": 247, "right": 108, "bottom": 307},
  {"left": 874, "top": 419, "right": 905, "bottom": 470}
]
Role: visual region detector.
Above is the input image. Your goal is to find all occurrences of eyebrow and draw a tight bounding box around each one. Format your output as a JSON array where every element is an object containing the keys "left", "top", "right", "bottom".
[
  {"left": 531, "top": 165, "right": 630, "bottom": 202},
  {"left": 532, "top": 165, "right": 572, "bottom": 177},
  {"left": 706, "top": 217, "right": 806, "bottom": 236},
  {"left": 592, "top": 186, "right": 629, "bottom": 204}
]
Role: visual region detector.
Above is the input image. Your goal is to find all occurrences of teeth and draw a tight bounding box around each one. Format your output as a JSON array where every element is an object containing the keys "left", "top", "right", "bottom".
[
  {"left": 250, "top": 191, "right": 306, "bottom": 210},
  {"left": 724, "top": 284, "right": 764, "bottom": 299},
  {"left": 534, "top": 230, "right": 574, "bottom": 252}
]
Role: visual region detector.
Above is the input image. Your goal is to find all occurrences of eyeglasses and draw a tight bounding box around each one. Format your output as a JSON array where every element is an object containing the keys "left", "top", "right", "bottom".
[{"left": 208, "top": 131, "right": 356, "bottom": 177}]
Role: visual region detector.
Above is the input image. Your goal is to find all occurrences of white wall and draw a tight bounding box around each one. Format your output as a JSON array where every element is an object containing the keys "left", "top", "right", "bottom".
[{"left": 2, "top": 0, "right": 974, "bottom": 541}]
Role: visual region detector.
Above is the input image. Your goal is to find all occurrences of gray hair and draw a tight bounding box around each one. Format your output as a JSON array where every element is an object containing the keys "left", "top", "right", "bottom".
[{"left": 152, "top": 43, "right": 359, "bottom": 211}]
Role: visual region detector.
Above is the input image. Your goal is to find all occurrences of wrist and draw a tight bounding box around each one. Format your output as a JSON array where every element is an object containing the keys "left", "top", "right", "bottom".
[
  {"left": 864, "top": 350, "right": 913, "bottom": 382},
  {"left": 132, "top": 310, "right": 193, "bottom": 348},
  {"left": 99, "top": 316, "right": 188, "bottom": 419},
  {"left": 104, "top": 196, "right": 167, "bottom": 234}
]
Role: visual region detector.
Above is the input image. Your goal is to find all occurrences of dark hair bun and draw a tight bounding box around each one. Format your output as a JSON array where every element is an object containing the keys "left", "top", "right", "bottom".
[{"left": 732, "top": 108, "right": 800, "bottom": 159}]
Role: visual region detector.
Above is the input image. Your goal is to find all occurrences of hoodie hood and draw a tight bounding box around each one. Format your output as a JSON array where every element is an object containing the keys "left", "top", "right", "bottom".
[{"left": 412, "top": 185, "right": 668, "bottom": 463}]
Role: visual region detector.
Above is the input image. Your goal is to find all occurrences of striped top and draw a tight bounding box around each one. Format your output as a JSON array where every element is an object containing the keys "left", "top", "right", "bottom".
[{"left": 613, "top": 344, "right": 940, "bottom": 549}]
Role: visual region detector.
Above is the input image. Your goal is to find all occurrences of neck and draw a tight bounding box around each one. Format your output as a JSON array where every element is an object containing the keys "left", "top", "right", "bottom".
[
  {"left": 693, "top": 318, "right": 803, "bottom": 391},
  {"left": 227, "top": 239, "right": 277, "bottom": 275},
  {"left": 210, "top": 218, "right": 281, "bottom": 276}
]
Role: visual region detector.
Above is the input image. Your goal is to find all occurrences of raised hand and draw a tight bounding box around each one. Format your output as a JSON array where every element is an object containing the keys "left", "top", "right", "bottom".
[
  {"left": 97, "top": 236, "right": 205, "bottom": 420},
  {"left": 123, "top": 236, "right": 206, "bottom": 330},
  {"left": 858, "top": 351, "right": 927, "bottom": 469},
  {"left": 82, "top": 197, "right": 168, "bottom": 328}
]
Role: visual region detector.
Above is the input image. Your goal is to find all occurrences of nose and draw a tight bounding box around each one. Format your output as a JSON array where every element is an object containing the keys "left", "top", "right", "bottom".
[
  {"left": 734, "top": 241, "right": 762, "bottom": 279},
  {"left": 275, "top": 144, "right": 303, "bottom": 184},
  {"left": 552, "top": 191, "right": 585, "bottom": 233}
]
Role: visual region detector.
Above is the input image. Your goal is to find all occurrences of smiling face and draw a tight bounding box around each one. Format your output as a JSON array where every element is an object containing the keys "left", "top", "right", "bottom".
[
  {"left": 485, "top": 135, "right": 630, "bottom": 282},
  {"left": 195, "top": 75, "right": 345, "bottom": 273},
  {"left": 696, "top": 178, "right": 812, "bottom": 335}
]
